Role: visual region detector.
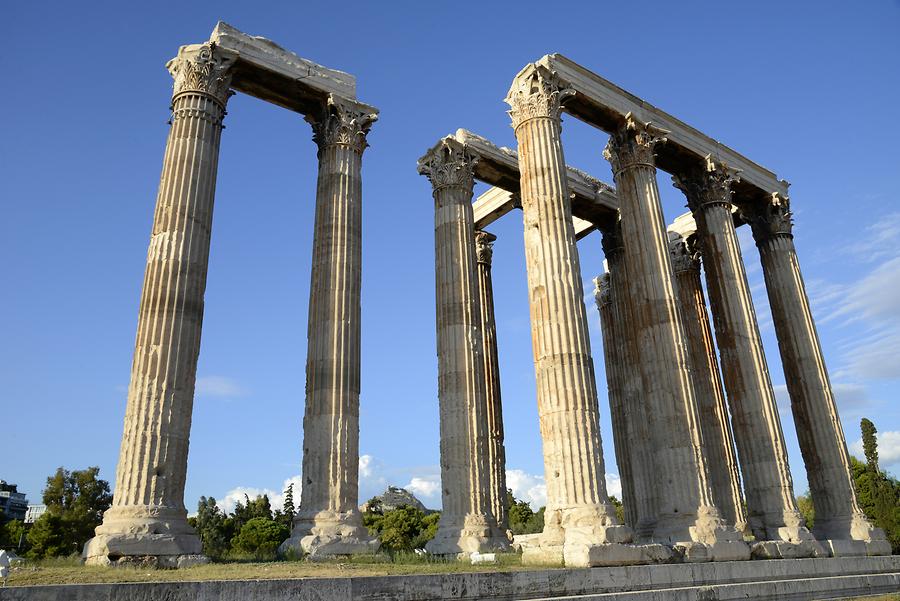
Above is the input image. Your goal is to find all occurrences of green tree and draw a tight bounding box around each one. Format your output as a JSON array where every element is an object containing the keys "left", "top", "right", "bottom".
[
  {"left": 412, "top": 512, "right": 440, "bottom": 549},
  {"left": 194, "top": 496, "right": 228, "bottom": 559},
  {"left": 281, "top": 484, "right": 295, "bottom": 528},
  {"left": 0, "top": 519, "right": 28, "bottom": 554},
  {"left": 796, "top": 492, "right": 815, "bottom": 529},
  {"left": 25, "top": 466, "right": 112, "bottom": 558},
  {"left": 507, "top": 489, "right": 545, "bottom": 535},
  {"left": 231, "top": 517, "right": 290, "bottom": 560},
  {"left": 608, "top": 496, "right": 625, "bottom": 524},
  {"left": 26, "top": 513, "right": 70, "bottom": 558},
  {"left": 379, "top": 505, "right": 426, "bottom": 552},
  {"left": 861, "top": 418, "right": 879, "bottom": 472}
]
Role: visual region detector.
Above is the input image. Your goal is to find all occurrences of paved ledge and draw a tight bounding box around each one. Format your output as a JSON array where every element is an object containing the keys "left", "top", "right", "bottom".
[{"left": 2, "top": 556, "right": 898, "bottom": 601}]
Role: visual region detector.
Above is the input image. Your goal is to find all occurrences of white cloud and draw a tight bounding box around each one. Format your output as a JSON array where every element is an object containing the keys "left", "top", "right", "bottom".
[
  {"left": 195, "top": 375, "right": 245, "bottom": 399},
  {"left": 505, "top": 468, "right": 621, "bottom": 509},
  {"left": 359, "top": 454, "right": 375, "bottom": 478},
  {"left": 850, "top": 431, "right": 900, "bottom": 469},
  {"left": 405, "top": 476, "right": 440, "bottom": 499},
  {"left": 216, "top": 474, "right": 302, "bottom": 514},
  {"left": 846, "top": 213, "right": 900, "bottom": 263}
]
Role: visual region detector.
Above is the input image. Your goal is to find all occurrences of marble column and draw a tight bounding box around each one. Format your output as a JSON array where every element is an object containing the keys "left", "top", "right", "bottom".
[
  {"left": 280, "top": 96, "right": 379, "bottom": 558},
  {"left": 674, "top": 159, "right": 821, "bottom": 558},
  {"left": 600, "top": 223, "right": 658, "bottom": 540},
  {"left": 593, "top": 274, "right": 637, "bottom": 528},
  {"left": 418, "top": 138, "right": 509, "bottom": 555},
  {"left": 740, "top": 194, "right": 890, "bottom": 556},
  {"left": 668, "top": 233, "right": 747, "bottom": 534},
  {"left": 506, "top": 64, "right": 632, "bottom": 567},
  {"left": 84, "top": 42, "right": 237, "bottom": 567},
  {"left": 475, "top": 231, "right": 509, "bottom": 533},
  {"left": 603, "top": 114, "right": 746, "bottom": 558}
]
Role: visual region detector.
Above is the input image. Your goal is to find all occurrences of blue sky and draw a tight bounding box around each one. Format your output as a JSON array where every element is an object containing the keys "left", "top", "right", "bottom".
[{"left": 3, "top": 1, "right": 899, "bottom": 514}]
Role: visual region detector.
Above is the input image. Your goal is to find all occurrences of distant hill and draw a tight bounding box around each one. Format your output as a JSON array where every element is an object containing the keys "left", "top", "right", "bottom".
[{"left": 359, "top": 486, "right": 435, "bottom": 514}]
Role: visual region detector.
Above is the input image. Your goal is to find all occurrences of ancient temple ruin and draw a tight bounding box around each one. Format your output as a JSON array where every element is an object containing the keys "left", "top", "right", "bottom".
[
  {"left": 418, "top": 56, "right": 890, "bottom": 567},
  {"left": 83, "top": 23, "right": 378, "bottom": 566},
  {"left": 88, "top": 23, "right": 888, "bottom": 572}
]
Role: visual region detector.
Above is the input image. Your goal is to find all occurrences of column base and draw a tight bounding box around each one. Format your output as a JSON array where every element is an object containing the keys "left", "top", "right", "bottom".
[
  {"left": 82, "top": 504, "right": 205, "bottom": 567},
  {"left": 817, "top": 538, "right": 893, "bottom": 557},
  {"left": 651, "top": 506, "right": 744, "bottom": 547},
  {"left": 750, "top": 539, "right": 825, "bottom": 559},
  {"left": 424, "top": 512, "right": 510, "bottom": 556},
  {"left": 674, "top": 541, "right": 751, "bottom": 562},
  {"left": 279, "top": 509, "right": 379, "bottom": 559}
]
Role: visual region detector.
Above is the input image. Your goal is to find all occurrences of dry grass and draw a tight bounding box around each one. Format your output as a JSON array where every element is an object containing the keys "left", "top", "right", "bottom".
[{"left": 6, "top": 553, "right": 540, "bottom": 587}]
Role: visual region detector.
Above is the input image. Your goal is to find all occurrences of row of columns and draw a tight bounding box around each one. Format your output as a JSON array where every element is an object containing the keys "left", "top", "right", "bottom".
[
  {"left": 422, "top": 61, "right": 889, "bottom": 566},
  {"left": 84, "top": 42, "right": 379, "bottom": 565}
]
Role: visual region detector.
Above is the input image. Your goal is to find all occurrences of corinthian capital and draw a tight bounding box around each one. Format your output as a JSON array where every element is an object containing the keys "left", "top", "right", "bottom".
[
  {"left": 307, "top": 95, "right": 378, "bottom": 155},
  {"left": 505, "top": 64, "right": 575, "bottom": 130},
  {"left": 166, "top": 42, "right": 237, "bottom": 106},
  {"left": 603, "top": 113, "right": 668, "bottom": 174},
  {"left": 740, "top": 193, "right": 794, "bottom": 244},
  {"left": 668, "top": 232, "right": 701, "bottom": 274},
  {"left": 475, "top": 231, "right": 497, "bottom": 266},
  {"left": 600, "top": 219, "right": 625, "bottom": 258},
  {"left": 672, "top": 156, "right": 740, "bottom": 214},
  {"left": 593, "top": 274, "right": 612, "bottom": 309},
  {"left": 418, "top": 137, "right": 479, "bottom": 192}
]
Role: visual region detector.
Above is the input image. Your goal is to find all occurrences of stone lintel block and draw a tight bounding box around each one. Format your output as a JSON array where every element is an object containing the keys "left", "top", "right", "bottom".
[
  {"left": 207, "top": 22, "right": 369, "bottom": 116},
  {"left": 533, "top": 54, "right": 790, "bottom": 200}
]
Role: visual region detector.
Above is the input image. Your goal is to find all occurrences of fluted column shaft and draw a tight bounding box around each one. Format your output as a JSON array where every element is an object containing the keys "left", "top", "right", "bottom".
[
  {"left": 669, "top": 234, "right": 746, "bottom": 532},
  {"left": 475, "top": 231, "right": 509, "bottom": 531},
  {"left": 743, "top": 196, "right": 883, "bottom": 545},
  {"left": 675, "top": 163, "right": 810, "bottom": 544},
  {"left": 594, "top": 273, "right": 636, "bottom": 527},
  {"left": 603, "top": 116, "right": 729, "bottom": 545},
  {"left": 506, "top": 66, "right": 627, "bottom": 549},
  {"left": 288, "top": 98, "right": 377, "bottom": 555},
  {"left": 419, "top": 139, "right": 507, "bottom": 555},
  {"left": 86, "top": 42, "right": 236, "bottom": 564},
  {"left": 602, "top": 225, "right": 658, "bottom": 539}
]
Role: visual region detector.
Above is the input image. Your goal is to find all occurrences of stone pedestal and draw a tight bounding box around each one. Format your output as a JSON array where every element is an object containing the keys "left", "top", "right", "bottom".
[
  {"left": 674, "top": 160, "right": 820, "bottom": 558},
  {"left": 506, "top": 64, "right": 634, "bottom": 566},
  {"left": 669, "top": 233, "right": 747, "bottom": 534},
  {"left": 475, "top": 231, "right": 509, "bottom": 533},
  {"left": 741, "top": 195, "right": 890, "bottom": 556},
  {"left": 603, "top": 114, "right": 745, "bottom": 558},
  {"left": 280, "top": 97, "right": 379, "bottom": 558},
  {"left": 83, "top": 42, "right": 237, "bottom": 567},
  {"left": 418, "top": 139, "right": 509, "bottom": 556}
]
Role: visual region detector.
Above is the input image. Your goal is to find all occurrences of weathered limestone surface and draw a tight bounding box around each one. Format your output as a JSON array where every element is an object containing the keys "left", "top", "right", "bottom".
[
  {"left": 7, "top": 557, "right": 900, "bottom": 600},
  {"left": 474, "top": 231, "right": 509, "bottom": 532},
  {"left": 593, "top": 274, "right": 636, "bottom": 528},
  {"left": 280, "top": 96, "right": 379, "bottom": 558},
  {"left": 600, "top": 225, "right": 659, "bottom": 541},
  {"left": 674, "top": 160, "right": 819, "bottom": 558},
  {"left": 418, "top": 139, "right": 509, "bottom": 555},
  {"left": 505, "top": 64, "right": 632, "bottom": 565},
  {"left": 83, "top": 42, "right": 238, "bottom": 567},
  {"left": 603, "top": 114, "right": 745, "bottom": 558},
  {"left": 741, "top": 195, "right": 890, "bottom": 555},
  {"left": 668, "top": 232, "right": 747, "bottom": 534}
]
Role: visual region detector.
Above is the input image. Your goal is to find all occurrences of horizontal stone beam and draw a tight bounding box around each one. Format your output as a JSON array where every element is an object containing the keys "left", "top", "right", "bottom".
[
  {"left": 531, "top": 54, "right": 790, "bottom": 201},
  {"left": 474, "top": 187, "right": 596, "bottom": 240},
  {"left": 452, "top": 129, "right": 618, "bottom": 232},
  {"left": 208, "top": 22, "right": 364, "bottom": 115}
]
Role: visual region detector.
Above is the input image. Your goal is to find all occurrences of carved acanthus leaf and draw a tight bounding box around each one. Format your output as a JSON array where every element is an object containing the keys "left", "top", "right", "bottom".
[
  {"left": 741, "top": 193, "right": 794, "bottom": 243},
  {"left": 593, "top": 274, "right": 612, "bottom": 308},
  {"left": 475, "top": 231, "right": 497, "bottom": 265},
  {"left": 505, "top": 64, "right": 575, "bottom": 130},
  {"left": 307, "top": 95, "right": 378, "bottom": 154},
  {"left": 166, "top": 43, "right": 236, "bottom": 105},
  {"left": 672, "top": 156, "right": 740, "bottom": 214},
  {"left": 669, "top": 232, "right": 701, "bottom": 274},
  {"left": 600, "top": 219, "right": 625, "bottom": 257},
  {"left": 418, "top": 138, "right": 479, "bottom": 191},
  {"left": 603, "top": 113, "right": 668, "bottom": 174}
]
